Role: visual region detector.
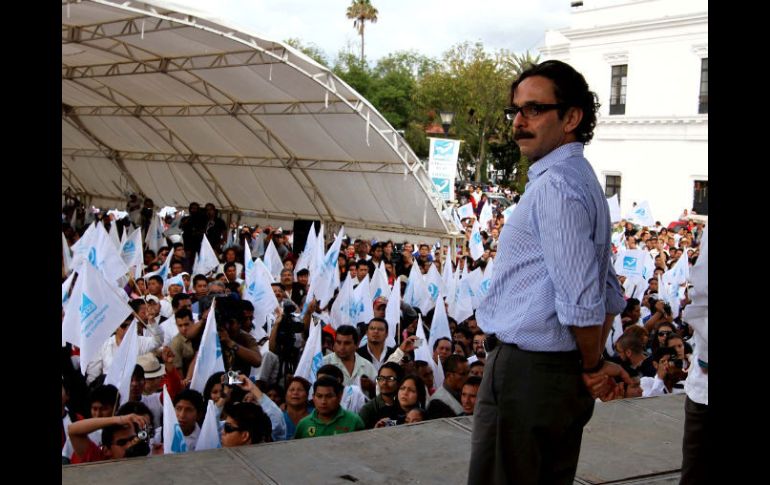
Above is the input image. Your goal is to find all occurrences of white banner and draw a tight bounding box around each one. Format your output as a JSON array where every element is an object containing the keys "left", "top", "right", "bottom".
[{"left": 428, "top": 138, "right": 460, "bottom": 201}]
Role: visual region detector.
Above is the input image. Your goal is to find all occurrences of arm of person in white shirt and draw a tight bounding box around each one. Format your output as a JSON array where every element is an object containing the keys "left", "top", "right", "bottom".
[{"left": 235, "top": 374, "right": 287, "bottom": 441}]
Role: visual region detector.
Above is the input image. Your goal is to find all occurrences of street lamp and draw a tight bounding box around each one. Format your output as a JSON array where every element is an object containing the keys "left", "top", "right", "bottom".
[{"left": 439, "top": 110, "right": 455, "bottom": 136}]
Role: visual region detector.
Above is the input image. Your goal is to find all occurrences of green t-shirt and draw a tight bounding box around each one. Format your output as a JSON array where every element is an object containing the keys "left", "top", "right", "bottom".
[{"left": 294, "top": 407, "right": 365, "bottom": 439}]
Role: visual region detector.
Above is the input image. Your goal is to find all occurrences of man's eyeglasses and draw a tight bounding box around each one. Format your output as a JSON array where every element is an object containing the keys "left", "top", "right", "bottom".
[
  {"left": 376, "top": 376, "right": 398, "bottom": 383},
  {"left": 504, "top": 103, "right": 566, "bottom": 120},
  {"left": 223, "top": 422, "right": 241, "bottom": 434},
  {"left": 114, "top": 435, "right": 138, "bottom": 446},
  {"left": 658, "top": 331, "right": 673, "bottom": 337}
]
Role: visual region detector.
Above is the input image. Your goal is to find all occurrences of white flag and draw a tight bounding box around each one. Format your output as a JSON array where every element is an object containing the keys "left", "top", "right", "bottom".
[
  {"left": 145, "top": 213, "right": 166, "bottom": 254},
  {"left": 477, "top": 257, "right": 495, "bottom": 302},
  {"left": 163, "top": 384, "right": 188, "bottom": 454},
  {"left": 428, "top": 291, "right": 451, "bottom": 352},
  {"left": 479, "top": 201, "right": 493, "bottom": 230},
  {"left": 312, "top": 224, "right": 326, "bottom": 281},
  {"left": 62, "top": 232, "right": 73, "bottom": 276},
  {"left": 452, "top": 271, "right": 475, "bottom": 323},
  {"left": 295, "top": 320, "right": 324, "bottom": 386},
  {"left": 607, "top": 194, "right": 621, "bottom": 223},
  {"left": 614, "top": 249, "right": 655, "bottom": 280},
  {"left": 245, "top": 258, "right": 279, "bottom": 332},
  {"left": 120, "top": 228, "right": 144, "bottom": 279},
  {"left": 62, "top": 271, "right": 76, "bottom": 309},
  {"left": 145, "top": 247, "right": 174, "bottom": 280},
  {"left": 370, "top": 261, "right": 391, "bottom": 302},
  {"left": 628, "top": 201, "right": 655, "bottom": 227},
  {"left": 466, "top": 267, "right": 485, "bottom": 310},
  {"left": 414, "top": 315, "right": 443, "bottom": 390},
  {"left": 61, "top": 263, "right": 133, "bottom": 372},
  {"left": 194, "top": 235, "right": 220, "bottom": 277},
  {"left": 502, "top": 203, "right": 517, "bottom": 222},
  {"left": 665, "top": 252, "right": 690, "bottom": 287},
  {"left": 312, "top": 226, "right": 345, "bottom": 308},
  {"left": 457, "top": 202, "right": 474, "bottom": 220},
  {"left": 74, "top": 222, "right": 130, "bottom": 285},
  {"left": 294, "top": 225, "right": 317, "bottom": 277},
  {"left": 71, "top": 222, "right": 96, "bottom": 265},
  {"left": 190, "top": 299, "right": 225, "bottom": 393},
  {"left": 163, "top": 274, "right": 186, "bottom": 295},
  {"left": 469, "top": 220, "right": 485, "bottom": 261},
  {"left": 403, "top": 262, "right": 433, "bottom": 315},
  {"left": 195, "top": 400, "right": 222, "bottom": 451},
  {"left": 104, "top": 320, "right": 139, "bottom": 407},
  {"left": 263, "top": 239, "right": 284, "bottom": 282},
  {"left": 349, "top": 275, "right": 374, "bottom": 325},
  {"left": 384, "top": 280, "right": 400, "bottom": 348},
  {"left": 107, "top": 221, "right": 122, "bottom": 251},
  {"left": 330, "top": 274, "right": 355, "bottom": 329},
  {"left": 452, "top": 209, "right": 465, "bottom": 233},
  {"left": 425, "top": 263, "right": 443, "bottom": 304}
]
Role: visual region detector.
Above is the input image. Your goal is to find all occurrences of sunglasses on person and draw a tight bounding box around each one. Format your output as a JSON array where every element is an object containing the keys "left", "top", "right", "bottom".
[
  {"left": 222, "top": 422, "right": 241, "bottom": 434},
  {"left": 658, "top": 331, "right": 673, "bottom": 336},
  {"left": 376, "top": 376, "right": 398, "bottom": 383}
]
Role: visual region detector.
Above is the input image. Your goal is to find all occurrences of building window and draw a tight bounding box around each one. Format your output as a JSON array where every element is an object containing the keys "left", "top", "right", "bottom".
[
  {"left": 693, "top": 180, "right": 708, "bottom": 215},
  {"left": 698, "top": 58, "right": 708, "bottom": 113},
  {"left": 605, "top": 175, "right": 621, "bottom": 202},
  {"left": 609, "top": 65, "right": 627, "bottom": 115}
]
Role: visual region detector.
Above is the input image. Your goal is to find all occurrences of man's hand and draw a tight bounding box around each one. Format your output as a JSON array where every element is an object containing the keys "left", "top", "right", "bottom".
[
  {"left": 582, "top": 361, "right": 634, "bottom": 401},
  {"left": 118, "top": 413, "right": 150, "bottom": 429},
  {"left": 399, "top": 335, "right": 418, "bottom": 353},
  {"left": 218, "top": 329, "right": 232, "bottom": 348},
  {"left": 161, "top": 346, "right": 175, "bottom": 366}
]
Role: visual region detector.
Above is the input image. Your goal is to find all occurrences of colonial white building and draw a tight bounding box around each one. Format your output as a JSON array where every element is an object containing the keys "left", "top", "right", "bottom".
[{"left": 540, "top": 0, "right": 708, "bottom": 224}]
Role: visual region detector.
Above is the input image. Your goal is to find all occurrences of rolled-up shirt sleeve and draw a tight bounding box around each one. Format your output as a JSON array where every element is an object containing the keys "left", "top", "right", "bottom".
[{"left": 535, "top": 176, "right": 604, "bottom": 327}]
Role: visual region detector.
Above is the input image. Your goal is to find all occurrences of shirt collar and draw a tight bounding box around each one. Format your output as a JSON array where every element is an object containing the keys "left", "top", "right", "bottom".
[{"left": 527, "top": 142, "right": 585, "bottom": 185}]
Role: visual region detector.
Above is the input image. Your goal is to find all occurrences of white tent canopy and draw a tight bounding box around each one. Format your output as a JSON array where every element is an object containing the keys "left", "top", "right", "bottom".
[{"left": 62, "top": 0, "right": 456, "bottom": 239}]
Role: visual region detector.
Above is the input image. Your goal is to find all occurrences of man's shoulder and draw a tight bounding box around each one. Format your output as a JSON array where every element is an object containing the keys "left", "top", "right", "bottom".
[{"left": 355, "top": 346, "right": 372, "bottom": 362}]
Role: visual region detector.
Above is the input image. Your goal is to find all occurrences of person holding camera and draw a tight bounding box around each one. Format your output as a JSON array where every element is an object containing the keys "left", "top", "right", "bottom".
[
  {"left": 68, "top": 411, "right": 151, "bottom": 463},
  {"left": 358, "top": 362, "right": 404, "bottom": 429},
  {"left": 639, "top": 346, "right": 688, "bottom": 397}
]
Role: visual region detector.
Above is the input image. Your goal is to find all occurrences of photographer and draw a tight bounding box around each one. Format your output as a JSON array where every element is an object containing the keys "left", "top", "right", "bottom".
[
  {"left": 269, "top": 299, "right": 305, "bottom": 380},
  {"left": 639, "top": 346, "right": 688, "bottom": 397},
  {"left": 68, "top": 411, "right": 151, "bottom": 463}
]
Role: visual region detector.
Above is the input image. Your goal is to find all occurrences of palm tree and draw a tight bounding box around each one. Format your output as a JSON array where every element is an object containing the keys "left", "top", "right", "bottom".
[{"left": 346, "top": 0, "right": 378, "bottom": 65}]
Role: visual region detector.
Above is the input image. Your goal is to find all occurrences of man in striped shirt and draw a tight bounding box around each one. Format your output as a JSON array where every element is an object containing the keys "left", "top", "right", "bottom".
[{"left": 468, "top": 60, "right": 632, "bottom": 485}]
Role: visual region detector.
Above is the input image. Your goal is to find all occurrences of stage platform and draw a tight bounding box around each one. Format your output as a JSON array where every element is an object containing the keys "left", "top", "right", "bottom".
[{"left": 63, "top": 393, "right": 686, "bottom": 484}]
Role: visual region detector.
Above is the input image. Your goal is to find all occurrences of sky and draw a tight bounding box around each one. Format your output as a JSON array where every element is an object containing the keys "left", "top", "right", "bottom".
[{"left": 162, "top": 0, "right": 572, "bottom": 64}]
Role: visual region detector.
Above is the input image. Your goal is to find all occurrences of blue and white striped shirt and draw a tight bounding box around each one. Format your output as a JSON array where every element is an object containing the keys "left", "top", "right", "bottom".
[{"left": 477, "top": 143, "right": 624, "bottom": 351}]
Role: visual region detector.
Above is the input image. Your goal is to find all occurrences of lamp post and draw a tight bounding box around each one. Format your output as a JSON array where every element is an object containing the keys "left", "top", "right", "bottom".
[{"left": 439, "top": 110, "right": 455, "bottom": 137}]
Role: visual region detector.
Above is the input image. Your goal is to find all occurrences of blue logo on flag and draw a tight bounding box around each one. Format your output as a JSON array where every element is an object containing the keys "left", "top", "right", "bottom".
[
  {"left": 428, "top": 283, "right": 439, "bottom": 301},
  {"left": 348, "top": 300, "right": 365, "bottom": 319},
  {"left": 88, "top": 247, "right": 98, "bottom": 267},
  {"left": 123, "top": 240, "right": 135, "bottom": 255},
  {"left": 623, "top": 256, "right": 637, "bottom": 271},
  {"left": 432, "top": 177, "right": 451, "bottom": 199},
  {"left": 215, "top": 333, "right": 222, "bottom": 359},
  {"left": 171, "top": 423, "right": 188, "bottom": 453},
  {"left": 373, "top": 288, "right": 382, "bottom": 300},
  {"left": 433, "top": 140, "right": 453, "bottom": 158},
  {"left": 480, "top": 279, "right": 491, "bottom": 295},
  {"left": 80, "top": 294, "right": 97, "bottom": 321},
  {"left": 472, "top": 232, "right": 482, "bottom": 244},
  {"left": 310, "top": 351, "right": 323, "bottom": 381}
]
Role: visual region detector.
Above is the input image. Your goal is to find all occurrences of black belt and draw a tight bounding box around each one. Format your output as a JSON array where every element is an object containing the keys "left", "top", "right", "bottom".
[{"left": 484, "top": 334, "right": 511, "bottom": 353}]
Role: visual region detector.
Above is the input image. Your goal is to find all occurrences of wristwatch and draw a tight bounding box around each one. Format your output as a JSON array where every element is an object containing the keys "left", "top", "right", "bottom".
[{"left": 230, "top": 343, "right": 240, "bottom": 353}]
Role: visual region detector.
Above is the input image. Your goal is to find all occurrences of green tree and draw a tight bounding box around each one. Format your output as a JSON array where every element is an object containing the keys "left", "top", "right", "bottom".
[
  {"left": 416, "top": 42, "right": 517, "bottom": 182},
  {"left": 284, "top": 38, "right": 329, "bottom": 67},
  {"left": 333, "top": 51, "right": 374, "bottom": 100},
  {"left": 345, "top": 0, "right": 379, "bottom": 65}
]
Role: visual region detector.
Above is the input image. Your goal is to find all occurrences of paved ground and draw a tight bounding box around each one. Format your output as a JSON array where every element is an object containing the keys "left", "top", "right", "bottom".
[{"left": 63, "top": 394, "right": 686, "bottom": 484}]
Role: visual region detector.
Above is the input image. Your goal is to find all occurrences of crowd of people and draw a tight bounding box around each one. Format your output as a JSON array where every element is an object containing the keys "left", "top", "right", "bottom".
[{"left": 61, "top": 193, "right": 705, "bottom": 466}]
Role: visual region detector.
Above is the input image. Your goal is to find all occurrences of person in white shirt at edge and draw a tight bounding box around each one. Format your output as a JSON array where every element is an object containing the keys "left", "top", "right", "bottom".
[{"left": 322, "top": 325, "right": 377, "bottom": 398}]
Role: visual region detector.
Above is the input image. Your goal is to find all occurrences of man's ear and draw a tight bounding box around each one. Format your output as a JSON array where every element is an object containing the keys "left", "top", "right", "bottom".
[
  {"left": 240, "top": 431, "right": 251, "bottom": 446},
  {"left": 562, "top": 106, "right": 584, "bottom": 134}
]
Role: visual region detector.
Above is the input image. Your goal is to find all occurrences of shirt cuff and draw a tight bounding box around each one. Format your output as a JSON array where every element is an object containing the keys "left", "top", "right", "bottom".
[{"left": 557, "top": 299, "right": 605, "bottom": 327}]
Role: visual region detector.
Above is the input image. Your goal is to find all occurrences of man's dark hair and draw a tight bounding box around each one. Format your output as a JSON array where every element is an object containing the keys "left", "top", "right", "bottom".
[
  {"left": 313, "top": 376, "right": 344, "bottom": 396},
  {"left": 172, "top": 292, "right": 192, "bottom": 310},
  {"left": 621, "top": 298, "right": 641, "bottom": 319},
  {"left": 379, "top": 361, "right": 405, "bottom": 383},
  {"left": 116, "top": 400, "right": 153, "bottom": 422},
  {"left": 172, "top": 242, "right": 184, "bottom": 250},
  {"left": 464, "top": 375, "right": 483, "bottom": 388},
  {"left": 433, "top": 337, "right": 452, "bottom": 351},
  {"left": 129, "top": 299, "right": 146, "bottom": 313},
  {"left": 193, "top": 274, "right": 208, "bottom": 286},
  {"left": 223, "top": 401, "right": 272, "bottom": 444},
  {"left": 175, "top": 308, "right": 193, "bottom": 321},
  {"left": 143, "top": 249, "right": 156, "bottom": 259},
  {"left": 617, "top": 333, "right": 644, "bottom": 355},
  {"left": 241, "top": 300, "right": 254, "bottom": 312},
  {"left": 89, "top": 384, "right": 119, "bottom": 409},
  {"left": 356, "top": 260, "right": 370, "bottom": 269},
  {"left": 316, "top": 364, "right": 344, "bottom": 384},
  {"left": 469, "top": 361, "right": 485, "bottom": 371},
  {"left": 131, "top": 364, "right": 145, "bottom": 381},
  {"left": 170, "top": 259, "right": 184, "bottom": 269},
  {"left": 223, "top": 261, "right": 237, "bottom": 272},
  {"left": 147, "top": 275, "right": 163, "bottom": 285},
  {"left": 511, "top": 59, "right": 600, "bottom": 144},
  {"left": 296, "top": 268, "right": 310, "bottom": 278},
  {"left": 444, "top": 354, "right": 468, "bottom": 374},
  {"left": 335, "top": 324, "right": 360, "bottom": 344},
  {"left": 453, "top": 326, "right": 473, "bottom": 342},
  {"left": 173, "top": 389, "right": 205, "bottom": 418},
  {"left": 367, "top": 317, "right": 388, "bottom": 333}
]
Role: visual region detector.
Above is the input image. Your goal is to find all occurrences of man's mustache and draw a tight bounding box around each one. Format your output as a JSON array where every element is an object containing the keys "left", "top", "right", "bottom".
[{"left": 513, "top": 131, "right": 535, "bottom": 141}]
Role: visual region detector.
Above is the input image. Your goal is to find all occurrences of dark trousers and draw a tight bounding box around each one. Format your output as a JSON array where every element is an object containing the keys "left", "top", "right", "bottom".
[
  {"left": 680, "top": 396, "right": 708, "bottom": 485},
  {"left": 468, "top": 343, "right": 595, "bottom": 485}
]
